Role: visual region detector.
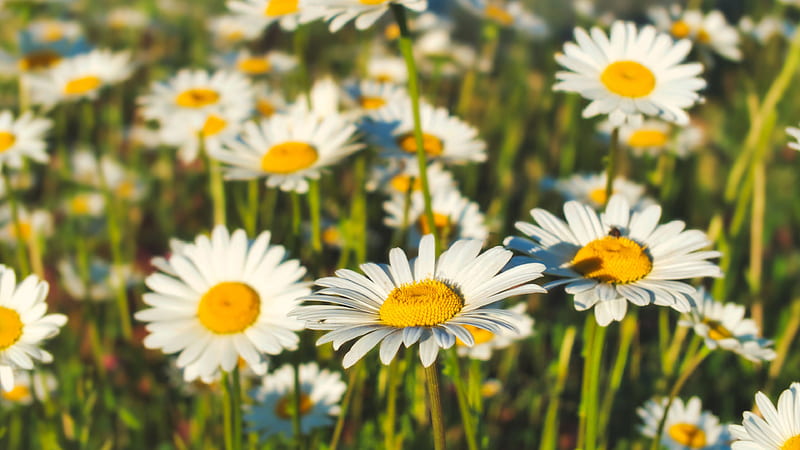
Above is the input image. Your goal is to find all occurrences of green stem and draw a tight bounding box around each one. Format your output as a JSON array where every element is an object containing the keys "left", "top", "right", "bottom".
[
  {"left": 1, "top": 166, "right": 30, "bottom": 276},
  {"left": 292, "top": 361, "right": 303, "bottom": 449},
  {"left": 584, "top": 320, "right": 607, "bottom": 450},
  {"left": 384, "top": 360, "right": 401, "bottom": 450},
  {"left": 232, "top": 367, "right": 242, "bottom": 450},
  {"left": 446, "top": 351, "right": 478, "bottom": 450},
  {"left": 598, "top": 313, "right": 637, "bottom": 450},
  {"left": 308, "top": 179, "right": 322, "bottom": 253},
  {"left": 330, "top": 364, "right": 363, "bottom": 450},
  {"left": 203, "top": 137, "right": 226, "bottom": 226},
  {"left": 424, "top": 362, "right": 447, "bottom": 450},
  {"left": 540, "top": 326, "right": 577, "bottom": 450},
  {"left": 291, "top": 192, "right": 302, "bottom": 236},
  {"left": 221, "top": 371, "right": 234, "bottom": 450},
  {"left": 604, "top": 128, "right": 620, "bottom": 202}
]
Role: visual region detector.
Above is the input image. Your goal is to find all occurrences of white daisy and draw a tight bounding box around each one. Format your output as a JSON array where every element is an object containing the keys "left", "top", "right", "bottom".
[
  {"left": 291, "top": 234, "right": 546, "bottom": 368},
  {"left": 730, "top": 382, "right": 800, "bottom": 449},
  {"left": 787, "top": 126, "right": 800, "bottom": 152},
  {"left": 638, "top": 396, "right": 726, "bottom": 449},
  {"left": 207, "top": 14, "right": 264, "bottom": 46},
  {"left": 63, "top": 191, "right": 106, "bottom": 217},
  {"left": 0, "top": 266, "right": 67, "bottom": 392},
  {"left": 227, "top": 0, "right": 323, "bottom": 31},
  {"left": 679, "top": 288, "right": 776, "bottom": 362},
  {"left": 343, "top": 79, "right": 408, "bottom": 118},
  {"left": 415, "top": 28, "right": 477, "bottom": 77},
  {"left": 504, "top": 194, "right": 723, "bottom": 326},
  {"left": 0, "top": 370, "right": 57, "bottom": 406},
  {"left": 0, "top": 111, "right": 51, "bottom": 169},
  {"left": 555, "top": 21, "right": 706, "bottom": 126},
  {"left": 0, "top": 207, "right": 53, "bottom": 246},
  {"left": 365, "top": 159, "right": 454, "bottom": 197},
  {"left": 306, "top": 0, "right": 427, "bottom": 32},
  {"left": 458, "top": 0, "right": 549, "bottom": 38},
  {"left": 215, "top": 50, "right": 298, "bottom": 77},
  {"left": 25, "top": 19, "right": 82, "bottom": 45},
  {"left": 254, "top": 84, "right": 288, "bottom": 118},
  {"left": 551, "top": 172, "right": 652, "bottom": 211},
  {"left": 135, "top": 226, "right": 309, "bottom": 382},
  {"left": 599, "top": 118, "right": 705, "bottom": 158},
  {"left": 211, "top": 108, "right": 363, "bottom": 193},
  {"left": 71, "top": 150, "right": 147, "bottom": 202},
  {"left": 649, "top": 6, "right": 742, "bottom": 61},
  {"left": 367, "top": 54, "right": 408, "bottom": 84},
  {"left": 159, "top": 109, "right": 249, "bottom": 164},
  {"left": 105, "top": 7, "right": 151, "bottom": 30},
  {"left": 455, "top": 303, "right": 534, "bottom": 360},
  {"left": 58, "top": 258, "right": 135, "bottom": 303},
  {"left": 245, "top": 362, "right": 346, "bottom": 440}
]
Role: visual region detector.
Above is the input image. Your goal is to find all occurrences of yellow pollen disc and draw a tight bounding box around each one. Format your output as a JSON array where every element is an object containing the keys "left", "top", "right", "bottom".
[
  {"left": 1, "top": 384, "right": 30, "bottom": 402},
  {"left": 265, "top": 0, "right": 299, "bottom": 16},
  {"left": 627, "top": 129, "right": 669, "bottom": 148},
  {"left": 275, "top": 393, "right": 314, "bottom": 419},
  {"left": 359, "top": 0, "right": 386, "bottom": 4},
  {"left": 359, "top": 96, "right": 386, "bottom": 110},
  {"left": 600, "top": 61, "right": 656, "bottom": 98},
  {"left": 484, "top": 5, "right": 514, "bottom": 26},
  {"left": 201, "top": 115, "right": 227, "bottom": 137},
  {"left": 175, "top": 88, "right": 220, "bottom": 108},
  {"left": 43, "top": 24, "right": 64, "bottom": 42},
  {"left": 572, "top": 236, "right": 652, "bottom": 284},
  {"left": 0, "top": 306, "right": 23, "bottom": 350},
  {"left": 455, "top": 324, "right": 495, "bottom": 346},
  {"left": 389, "top": 174, "right": 421, "bottom": 194},
  {"left": 197, "top": 282, "right": 261, "bottom": 334},
  {"left": 237, "top": 57, "right": 271, "bottom": 75},
  {"left": 322, "top": 226, "right": 340, "bottom": 245},
  {"left": 0, "top": 132, "right": 16, "bottom": 153},
  {"left": 385, "top": 24, "right": 400, "bottom": 40},
  {"left": 701, "top": 319, "right": 734, "bottom": 340},
  {"left": 115, "top": 181, "right": 136, "bottom": 199},
  {"left": 257, "top": 99, "right": 276, "bottom": 117},
  {"left": 588, "top": 188, "right": 611, "bottom": 206},
  {"left": 397, "top": 132, "right": 444, "bottom": 157},
  {"left": 260, "top": 141, "right": 319, "bottom": 174},
  {"left": 225, "top": 30, "right": 245, "bottom": 42},
  {"left": 670, "top": 21, "right": 691, "bottom": 39},
  {"left": 10, "top": 222, "right": 32, "bottom": 241},
  {"left": 70, "top": 197, "right": 92, "bottom": 215},
  {"left": 697, "top": 29, "right": 711, "bottom": 43},
  {"left": 19, "top": 50, "right": 61, "bottom": 71},
  {"left": 379, "top": 279, "right": 464, "bottom": 328},
  {"left": 667, "top": 423, "right": 707, "bottom": 448},
  {"left": 480, "top": 380, "right": 502, "bottom": 398},
  {"left": 417, "top": 213, "right": 452, "bottom": 236},
  {"left": 375, "top": 74, "right": 393, "bottom": 83},
  {"left": 781, "top": 435, "right": 800, "bottom": 450},
  {"left": 64, "top": 76, "right": 102, "bottom": 95}
]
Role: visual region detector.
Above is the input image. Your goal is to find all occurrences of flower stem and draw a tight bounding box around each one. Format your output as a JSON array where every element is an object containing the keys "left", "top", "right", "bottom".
[
  {"left": 446, "top": 351, "right": 478, "bottom": 450},
  {"left": 424, "top": 362, "right": 447, "bottom": 450},
  {"left": 202, "top": 136, "right": 226, "bottom": 226},
  {"left": 604, "top": 128, "right": 620, "bottom": 202},
  {"left": 1, "top": 166, "right": 30, "bottom": 276},
  {"left": 231, "top": 366, "right": 242, "bottom": 450},
  {"left": 577, "top": 315, "right": 607, "bottom": 450},
  {"left": 308, "top": 179, "right": 322, "bottom": 253},
  {"left": 540, "top": 325, "right": 577, "bottom": 450},
  {"left": 292, "top": 361, "right": 303, "bottom": 449},
  {"left": 384, "top": 360, "right": 401, "bottom": 450},
  {"left": 330, "top": 363, "right": 363, "bottom": 450},
  {"left": 221, "top": 371, "right": 234, "bottom": 450}
]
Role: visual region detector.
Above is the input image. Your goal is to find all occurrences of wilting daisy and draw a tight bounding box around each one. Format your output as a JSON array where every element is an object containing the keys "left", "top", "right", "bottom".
[
  {"left": 555, "top": 21, "right": 705, "bottom": 126},
  {"left": 730, "top": 382, "right": 800, "bottom": 449},
  {"left": 0, "top": 371, "right": 57, "bottom": 406},
  {"left": 366, "top": 159, "right": 454, "bottom": 197},
  {"left": 0, "top": 111, "right": 51, "bottom": 169},
  {"left": 292, "top": 234, "right": 546, "bottom": 368},
  {"left": 343, "top": 79, "right": 408, "bottom": 118},
  {"left": 136, "top": 226, "right": 309, "bottom": 382},
  {"left": 306, "top": 0, "right": 427, "bottom": 32},
  {"left": 649, "top": 6, "right": 742, "bottom": 61},
  {"left": 212, "top": 108, "right": 363, "bottom": 193},
  {"left": 505, "top": 194, "right": 722, "bottom": 326},
  {"left": 550, "top": 172, "right": 651, "bottom": 210},
  {"left": 455, "top": 303, "right": 534, "bottom": 360},
  {"left": 787, "top": 126, "right": 800, "bottom": 152},
  {"left": 28, "top": 49, "right": 133, "bottom": 107},
  {"left": 638, "top": 396, "right": 726, "bottom": 449},
  {"left": 679, "top": 288, "right": 776, "bottom": 362},
  {"left": 227, "top": 0, "right": 323, "bottom": 31},
  {"left": 245, "top": 363, "right": 346, "bottom": 440},
  {"left": 0, "top": 266, "right": 67, "bottom": 391}
]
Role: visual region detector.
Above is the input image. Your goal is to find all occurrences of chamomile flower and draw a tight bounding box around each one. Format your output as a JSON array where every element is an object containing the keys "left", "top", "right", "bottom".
[
  {"left": 730, "top": 382, "right": 800, "bottom": 449},
  {"left": 0, "top": 266, "right": 67, "bottom": 392},
  {"left": 504, "top": 195, "right": 722, "bottom": 326},
  {"left": 367, "top": 54, "right": 408, "bottom": 84},
  {"left": 28, "top": 49, "right": 133, "bottom": 107},
  {"left": 26, "top": 19, "right": 82, "bottom": 45},
  {"left": 679, "top": 288, "right": 776, "bottom": 362},
  {"left": 71, "top": 151, "right": 147, "bottom": 202},
  {"left": 366, "top": 159, "right": 454, "bottom": 197},
  {"left": 362, "top": 100, "right": 486, "bottom": 164},
  {"left": 638, "top": 396, "right": 726, "bottom": 449},
  {"left": 455, "top": 303, "right": 534, "bottom": 360},
  {"left": 160, "top": 110, "right": 248, "bottom": 164},
  {"left": 105, "top": 7, "right": 150, "bottom": 30},
  {"left": 650, "top": 6, "right": 742, "bottom": 61},
  {"left": 551, "top": 172, "right": 652, "bottom": 210},
  {"left": 787, "top": 126, "right": 800, "bottom": 152},
  {"left": 212, "top": 109, "right": 363, "bottom": 193},
  {"left": 458, "top": 0, "right": 549, "bottom": 38},
  {"left": 135, "top": 226, "right": 309, "bottom": 382},
  {"left": 254, "top": 84, "right": 288, "bottom": 118},
  {"left": 343, "top": 79, "right": 408, "bottom": 118},
  {"left": 555, "top": 21, "right": 706, "bottom": 126},
  {"left": 0, "top": 207, "right": 53, "bottom": 246},
  {"left": 307, "top": 0, "right": 427, "bottom": 32},
  {"left": 599, "top": 119, "right": 705, "bottom": 158},
  {"left": 415, "top": 28, "right": 477, "bottom": 77},
  {"left": 216, "top": 50, "right": 298, "bottom": 78},
  {"left": 0, "top": 371, "right": 57, "bottom": 406},
  {"left": 292, "top": 234, "right": 546, "bottom": 368},
  {"left": 0, "top": 111, "right": 52, "bottom": 169},
  {"left": 227, "top": 0, "right": 322, "bottom": 31},
  {"left": 63, "top": 192, "right": 106, "bottom": 217},
  {"left": 208, "top": 14, "right": 264, "bottom": 47},
  {"left": 245, "top": 363, "right": 346, "bottom": 440}
]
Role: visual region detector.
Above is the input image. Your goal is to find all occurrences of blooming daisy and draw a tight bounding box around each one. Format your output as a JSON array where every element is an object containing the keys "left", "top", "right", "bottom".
[
  {"left": 71, "top": 150, "right": 147, "bottom": 202},
  {"left": 649, "top": 6, "right": 742, "bottom": 61},
  {"left": 0, "top": 111, "right": 51, "bottom": 169},
  {"left": 599, "top": 118, "right": 705, "bottom": 158},
  {"left": 550, "top": 172, "right": 652, "bottom": 210},
  {"left": 0, "top": 207, "right": 53, "bottom": 246},
  {"left": 306, "top": 0, "right": 427, "bottom": 32},
  {"left": 504, "top": 194, "right": 722, "bottom": 326},
  {"left": 787, "top": 126, "right": 800, "bottom": 152},
  {"left": 555, "top": 21, "right": 706, "bottom": 126},
  {"left": 0, "top": 266, "right": 67, "bottom": 392},
  {"left": 367, "top": 54, "right": 408, "bottom": 84},
  {"left": 105, "top": 7, "right": 151, "bottom": 30},
  {"left": 207, "top": 14, "right": 264, "bottom": 47},
  {"left": 362, "top": 100, "right": 486, "bottom": 165},
  {"left": 365, "top": 159, "right": 454, "bottom": 197},
  {"left": 415, "top": 28, "right": 477, "bottom": 77},
  {"left": 215, "top": 50, "right": 298, "bottom": 78},
  {"left": 730, "top": 382, "right": 800, "bottom": 449},
  {"left": 25, "top": 19, "right": 83, "bottom": 45},
  {"left": 135, "top": 226, "right": 309, "bottom": 382},
  {"left": 455, "top": 303, "right": 534, "bottom": 360},
  {"left": 679, "top": 288, "right": 776, "bottom": 362},
  {"left": 292, "top": 234, "right": 546, "bottom": 368},
  {"left": 0, "top": 370, "right": 57, "bottom": 406},
  {"left": 63, "top": 192, "right": 106, "bottom": 217},
  {"left": 343, "top": 79, "right": 408, "bottom": 118},
  {"left": 245, "top": 363, "right": 346, "bottom": 440},
  {"left": 458, "top": 0, "right": 549, "bottom": 38},
  {"left": 254, "top": 84, "right": 288, "bottom": 118},
  {"left": 227, "top": 0, "right": 323, "bottom": 31},
  {"left": 211, "top": 108, "right": 363, "bottom": 193},
  {"left": 638, "top": 396, "right": 726, "bottom": 449}
]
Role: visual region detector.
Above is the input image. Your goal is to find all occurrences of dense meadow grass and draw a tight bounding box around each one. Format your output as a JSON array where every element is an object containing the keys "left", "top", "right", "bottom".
[{"left": 0, "top": 0, "right": 799, "bottom": 449}]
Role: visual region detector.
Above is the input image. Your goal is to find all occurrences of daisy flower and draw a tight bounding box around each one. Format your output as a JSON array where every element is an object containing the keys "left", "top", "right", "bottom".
[
  {"left": 105, "top": 7, "right": 151, "bottom": 30},
  {"left": 458, "top": 0, "right": 549, "bottom": 38},
  {"left": 63, "top": 192, "right": 106, "bottom": 217},
  {"left": 306, "top": 0, "right": 428, "bottom": 32},
  {"left": 0, "top": 371, "right": 57, "bottom": 406},
  {"left": 415, "top": 28, "right": 477, "bottom": 77},
  {"left": 599, "top": 118, "right": 705, "bottom": 158},
  {"left": 367, "top": 54, "right": 408, "bottom": 84},
  {"left": 638, "top": 396, "right": 726, "bottom": 449},
  {"left": 555, "top": 21, "right": 706, "bottom": 126},
  {"left": 25, "top": 19, "right": 82, "bottom": 45},
  {"left": 211, "top": 108, "right": 363, "bottom": 193},
  {"left": 365, "top": 159, "right": 454, "bottom": 197},
  {"left": 650, "top": 6, "right": 742, "bottom": 61},
  {"left": 292, "top": 234, "right": 547, "bottom": 368},
  {"left": 71, "top": 151, "right": 147, "bottom": 202},
  {"left": 504, "top": 194, "right": 722, "bottom": 326},
  {"left": 455, "top": 303, "right": 534, "bottom": 360},
  {"left": 215, "top": 50, "right": 298, "bottom": 78},
  {"left": 0, "top": 111, "right": 51, "bottom": 169},
  {"left": 550, "top": 172, "right": 652, "bottom": 210},
  {"left": 679, "top": 288, "right": 776, "bottom": 362},
  {"left": 135, "top": 226, "right": 309, "bottom": 382},
  {"left": 787, "top": 126, "right": 800, "bottom": 152},
  {"left": 343, "top": 79, "right": 408, "bottom": 118},
  {"left": 730, "top": 382, "right": 800, "bottom": 449},
  {"left": 245, "top": 363, "right": 346, "bottom": 440},
  {"left": 0, "top": 266, "right": 67, "bottom": 392},
  {"left": 208, "top": 14, "right": 264, "bottom": 46},
  {"left": 227, "top": 0, "right": 323, "bottom": 31},
  {"left": 0, "top": 207, "right": 53, "bottom": 246},
  {"left": 28, "top": 49, "right": 133, "bottom": 107},
  {"left": 362, "top": 100, "right": 486, "bottom": 165}
]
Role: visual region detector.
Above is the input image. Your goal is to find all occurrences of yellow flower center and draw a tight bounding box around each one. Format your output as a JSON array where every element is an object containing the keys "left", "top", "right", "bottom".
[
  {"left": 175, "top": 88, "right": 220, "bottom": 108},
  {"left": 397, "top": 132, "right": 444, "bottom": 157},
  {"left": 375, "top": 74, "right": 394, "bottom": 83},
  {"left": 201, "top": 115, "right": 227, "bottom": 137},
  {"left": 274, "top": 393, "right": 314, "bottom": 419},
  {"left": 417, "top": 213, "right": 451, "bottom": 236},
  {"left": 484, "top": 5, "right": 514, "bottom": 26},
  {"left": 572, "top": 236, "right": 653, "bottom": 284},
  {"left": 389, "top": 174, "right": 422, "bottom": 194},
  {"left": 257, "top": 99, "right": 276, "bottom": 117},
  {"left": 455, "top": 324, "right": 495, "bottom": 346},
  {"left": 701, "top": 319, "right": 734, "bottom": 340},
  {"left": 9, "top": 222, "right": 32, "bottom": 241},
  {"left": 697, "top": 29, "right": 711, "bottom": 43},
  {"left": 322, "top": 226, "right": 340, "bottom": 245},
  {"left": 600, "top": 61, "right": 656, "bottom": 98},
  {"left": 115, "top": 181, "right": 136, "bottom": 199},
  {"left": 627, "top": 129, "right": 669, "bottom": 148},
  {"left": 781, "top": 435, "right": 800, "bottom": 450},
  {"left": 64, "top": 76, "right": 102, "bottom": 95},
  {"left": 667, "top": 423, "right": 707, "bottom": 448},
  {"left": 379, "top": 279, "right": 464, "bottom": 327},
  {"left": 359, "top": 0, "right": 386, "bottom": 4},
  {"left": 70, "top": 196, "right": 92, "bottom": 215},
  {"left": 237, "top": 57, "right": 271, "bottom": 75},
  {"left": 196, "top": 282, "right": 261, "bottom": 334},
  {"left": 265, "top": 0, "right": 299, "bottom": 16},
  {"left": 19, "top": 50, "right": 61, "bottom": 71},
  {"left": 224, "top": 30, "right": 245, "bottom": 42},
  {"left": 670, "top": 21, "right": 691, "bottom": 39},
  {"left": 385, "top": 24, "right": 401, "bottom": 40},
  {"left": 0, "top": 132, "right": 16, "bottom": 153},
  {"left": 588, "top": 188, "right": 610, "bottom": 206},
  {"left": 42, "top": 24, "right": 64, "bottom": 42},
  {"left": 1, "top": 384, "right": 30, "bottom": 402},
  {"left": 0, "top": 306, "right": 23, "bottom": 350},
  {"left": 260, "top": 142, "right": 319, "bottom": 174},
  {"left": 360, "top": 96, "right": 386, "bottom": 110}
]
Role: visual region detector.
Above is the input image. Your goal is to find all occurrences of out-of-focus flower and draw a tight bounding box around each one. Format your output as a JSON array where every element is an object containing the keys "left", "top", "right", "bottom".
[
  {"left": 638, "top": 396, "right": 727, "bottom": 449},
  {"left": 306, "top": 0, "right": 427, "bottom": 32},
  {"left": 550, "top": 172, "right": 653, "bottom": 211},
  {"left": 0, "top": 111, "right": 51, "bottom": 169},
  {"left": 649, "top": 6, "right": 742, "bottom": 61},
  {"left": 730, "top": 383, "right": 800, "bottom": 448}
]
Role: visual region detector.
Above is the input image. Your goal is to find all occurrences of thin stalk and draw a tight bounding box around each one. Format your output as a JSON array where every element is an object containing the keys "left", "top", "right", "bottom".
[
  {"left": 291, "top": 192, "right": 302, "bottom": 236},
  {"left": 598, "top": 313, "right": 637, "bottom": 450},
  {"left": 604, "top": 128, "right": 620, "bottom": 201},
  {"left": 384, "top": 360, "right": 401, "bottom": 450},
  {"left": 202, "top": 136, "right": 226, "bottom": 226},
  {"left": 766, "top": 298, "right": 800, "bottom": 394},
  {"left": 446, "top": 351, "right": 478, "bottom": 450},
  {"left": 584, "top": 321, "right": 608, "bottom": 450},
  {"left": 221, "top": 371, "right": 234, "bottom": 450},
  {"left": 424, "top": 362, "right": 447, "bottom": 450},
  {"left": 1, "top": 167, "right": 30, "bottom": 276},
  {"left": 292, "top": 361, "right": 303, "bottom": 449},
  {"left": 576, "top": 316, "right": 595, "bottom": 450},
  {"left": 232, "top": 367, "right": 243, "bottom": 450},
  {"left": 749, "top": 160, "right": 765, "bottom": 328},
  {"left": 540, "top": 326, "right": 578, "bottom": 450},
  {"left": 243, "top": 180, "right": 258, "bottom": 235},
  {"left": 308, "top": 179, "right": 322, "bottom": 253},
  {"left": 330, "top": 364, "right": 364, "bottom": 450}
]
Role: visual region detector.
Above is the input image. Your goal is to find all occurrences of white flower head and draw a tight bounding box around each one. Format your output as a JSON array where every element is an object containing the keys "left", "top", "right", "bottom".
[
  {"left": 638, "top": 396, "right": 726, "bottom": 449},
  {"left": 306, "top": 0, "right": 427, "bottom": 32},
  {"left": 730, "top": 382, "right": 800, "bottom": 449}
]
